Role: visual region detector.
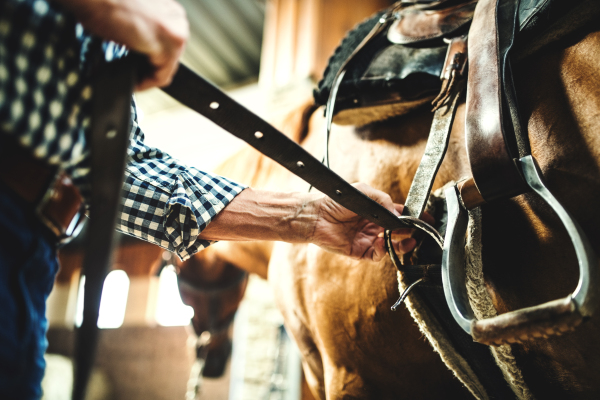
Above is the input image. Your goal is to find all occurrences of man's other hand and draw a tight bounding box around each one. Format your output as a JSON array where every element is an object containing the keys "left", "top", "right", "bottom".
[{"left": 57, "top": 0, "right": 189, "bottom": 91}]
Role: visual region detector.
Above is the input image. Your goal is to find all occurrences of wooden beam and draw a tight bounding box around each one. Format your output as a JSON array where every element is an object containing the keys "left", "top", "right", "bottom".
[{"left": 260, "top": 0, "right": 393, "bottom": 89}]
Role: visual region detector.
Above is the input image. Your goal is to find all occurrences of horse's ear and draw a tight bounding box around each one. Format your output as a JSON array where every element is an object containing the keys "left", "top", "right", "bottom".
[
  {"left": 273, "top": 100, "right": 320, "bottom": 144},
  {"left": 297, "top": 102, "right": 320, "bottom": 144}
]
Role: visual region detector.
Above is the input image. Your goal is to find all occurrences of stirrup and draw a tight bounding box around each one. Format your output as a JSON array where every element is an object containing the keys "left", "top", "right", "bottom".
[{"left": 442, "top": 155, "right": 600, "bottom": 346}]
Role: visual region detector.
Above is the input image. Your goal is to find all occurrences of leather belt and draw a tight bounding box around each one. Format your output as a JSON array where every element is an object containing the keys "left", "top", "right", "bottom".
[{"left": 0, "top": 137, "right": 84, "bottom": 242}]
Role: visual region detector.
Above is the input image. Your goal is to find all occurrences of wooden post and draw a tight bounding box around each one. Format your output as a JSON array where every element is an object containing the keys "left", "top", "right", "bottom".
[{"left": 259, "top": 0, "right": 393, "bottom": 89}]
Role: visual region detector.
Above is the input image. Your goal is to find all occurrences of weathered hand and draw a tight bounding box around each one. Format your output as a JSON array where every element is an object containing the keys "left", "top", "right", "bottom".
[
  {"left": 57, "top": 0, "right": 189, "bottom": 91},
  {"left": 311, "top": 183, "right": 417, "bottom": 262}
]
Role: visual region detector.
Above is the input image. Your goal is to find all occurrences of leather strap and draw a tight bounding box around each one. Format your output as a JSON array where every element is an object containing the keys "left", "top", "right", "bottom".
[
  {"left": 386, "top": 38, "right": 467, "bottom": 311},
  {"left": 465, "top": 0, "right": 528, "bottom": 202},
  {"left": 385, "top": 88, "right": 462, "bottom": 263},
  {"left": 72, "top": 55, "right": 139, "bottom": 400},
  {"left": 403, "top": 95, "right": 461, "bottom": 217},
  {"left": 402, "top": 47, "right": 466, "bottom": 219},
  {"left": 387, "top": 0, "right": 477, "bottom": 45},
  {"left": 0, "top": 136, "right": 84, "bottom": 242},
  {"left": 161, "top": 65, "right": 441, "bottom": 241}
]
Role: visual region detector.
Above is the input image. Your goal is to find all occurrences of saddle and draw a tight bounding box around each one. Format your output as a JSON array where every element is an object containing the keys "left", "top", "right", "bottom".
[
  {"left": 316, "top": 0, "right": 600, "bottom": 398},
  {"left": 314, "top": 0, "right": 476, "bottom": 127}
]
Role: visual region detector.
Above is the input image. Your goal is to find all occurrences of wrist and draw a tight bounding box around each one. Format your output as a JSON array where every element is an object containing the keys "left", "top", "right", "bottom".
[{"left": 287, "top": 192, "right": 321, "bottom": 244}]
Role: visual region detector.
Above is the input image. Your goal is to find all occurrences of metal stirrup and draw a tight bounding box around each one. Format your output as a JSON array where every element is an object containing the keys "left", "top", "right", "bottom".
[{"left": 442, "top": 155, "right": 600, "bottom": 346}]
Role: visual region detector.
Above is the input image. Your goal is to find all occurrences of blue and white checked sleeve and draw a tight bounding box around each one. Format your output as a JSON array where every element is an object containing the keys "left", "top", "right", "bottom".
[
  {"left": 0, "top": 0, "right": 247, "bottom": 259},
  {"left": 117, "top": 101, "right": 246, "bottom": 260}
]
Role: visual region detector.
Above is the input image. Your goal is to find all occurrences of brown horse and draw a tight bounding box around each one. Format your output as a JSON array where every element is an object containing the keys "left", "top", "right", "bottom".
[
  {"left": 183, "top": 104, "right": 474, "bottom": 398},
  {"left": 477, "top": 28, "right": 600, "bottom": 398},
  {"left": 269, "top": 101, "right": 474, "bottom": 399},
  {"left": 172, "top": 21, "right": 600, "bottom": 400},
  {"left": 265, "top": 25, "right": 600, "bottom": 400}
]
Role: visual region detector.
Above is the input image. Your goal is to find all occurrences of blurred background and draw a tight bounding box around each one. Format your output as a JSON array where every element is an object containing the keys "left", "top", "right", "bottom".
[{"left": 44, "top": 1, "right": 393, "bottom": 399}]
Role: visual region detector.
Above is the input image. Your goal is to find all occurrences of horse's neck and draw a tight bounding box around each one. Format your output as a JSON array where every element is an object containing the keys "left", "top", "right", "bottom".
[{"left": 212, "top": 240, "right": 273, "bottom": 280}]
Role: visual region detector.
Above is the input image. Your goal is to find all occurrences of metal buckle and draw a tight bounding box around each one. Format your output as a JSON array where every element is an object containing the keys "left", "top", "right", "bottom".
[{"left": 35, "top": 173, "right": 86, "bottom": 245}]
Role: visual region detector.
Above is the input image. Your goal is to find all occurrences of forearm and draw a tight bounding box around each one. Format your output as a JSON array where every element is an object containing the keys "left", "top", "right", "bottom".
[{"left": 198, "top": 188, "right": 321, "bottom": 243}]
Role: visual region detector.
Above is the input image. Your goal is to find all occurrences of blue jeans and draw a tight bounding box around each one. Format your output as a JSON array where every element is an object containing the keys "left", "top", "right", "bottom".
[{"left": 0, "top": 182, "right": 59, "bottom": 399}]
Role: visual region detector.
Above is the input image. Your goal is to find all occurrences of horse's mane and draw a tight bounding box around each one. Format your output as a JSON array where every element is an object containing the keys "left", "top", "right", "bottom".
[{"left": 214, "top": 100, "right": 318, "bottom": 189}]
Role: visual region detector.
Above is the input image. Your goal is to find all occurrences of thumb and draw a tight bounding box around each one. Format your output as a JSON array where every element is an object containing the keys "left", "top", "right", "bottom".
[{"left": 352, "top": 182, "right": 396, "bottom": 214}]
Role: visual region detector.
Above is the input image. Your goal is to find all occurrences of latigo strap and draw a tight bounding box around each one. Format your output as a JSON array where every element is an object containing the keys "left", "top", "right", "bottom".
[
  {"left": 72, "top": 56, "right": 138, "bottom": 400},
  {"left": 161, "top": 64, "right": 440, "bottom": 241}
]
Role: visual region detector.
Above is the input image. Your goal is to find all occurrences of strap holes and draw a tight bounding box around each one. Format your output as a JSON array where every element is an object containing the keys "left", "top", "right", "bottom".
[
  {"left": 372, "top": 214, "right": 379, "bottom": 219},
  {"left": 106, "top": 129, "right": 117, "bottom": 139},
  {"left": 254, "top": 131, "right": 264, "bottom": 139},
  {"left": 335, "top": 190, "right": 342, "bottom": 196},
  {"left": 296, "top": 161, "right": 305, "bottom": 168},
  {"left": 209, "top": 102, "right": 220, "bottom": 109}
]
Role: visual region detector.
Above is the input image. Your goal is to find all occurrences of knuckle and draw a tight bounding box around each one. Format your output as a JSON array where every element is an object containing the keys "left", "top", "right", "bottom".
[{"left": 159, "top": 74, "right": 174, "bottom": 87}]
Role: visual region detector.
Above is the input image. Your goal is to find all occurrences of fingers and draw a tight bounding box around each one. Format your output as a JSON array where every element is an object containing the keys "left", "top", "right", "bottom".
[
  {"left": 394, "top": 237, "right": 416, "bottom": 254},
  {"left": 135, "top": 3, "right": 189, "bottom": 91},
  {"left": 420, "top": 211, "right": 435, "bottom": 225},
  {"left": 394, "top": 204, "right": 435, "bottom": 226},
  {"left": 368, "top": 237, "right": 417, "bottom": 262},
  {"left": 352, "top": 182, "right": 398, "bottom": 216},
  {"left": 394, "top": 203, "right": 404, "bottom": 215},
  {"left": 353, "top": 183, "right": 435, "bottom": 227},
  {"left": 370, "top": 237, "right": 387, "bottom": 262},
  {"left": 136, "top": 49, "right": 183, "bottom": 91},
  {"left": 66, "top": 0, "right": 190, "bottom": 92}
]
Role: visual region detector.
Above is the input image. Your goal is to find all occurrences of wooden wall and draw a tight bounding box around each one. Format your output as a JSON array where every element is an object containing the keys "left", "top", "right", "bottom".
[{"left": 259, "top": 0, "right": 394, "bottom": 89}]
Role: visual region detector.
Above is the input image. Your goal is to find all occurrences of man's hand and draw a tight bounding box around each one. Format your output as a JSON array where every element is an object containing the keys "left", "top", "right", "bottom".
[
  {"left": 311, "top": 183, "right": 418, "bottom": 262},
  {"left": 198, "top": 185, "right": 420, "bottom": 263},
  {"left": 56, "top": 0, "right": 189, "bottom": 91}
]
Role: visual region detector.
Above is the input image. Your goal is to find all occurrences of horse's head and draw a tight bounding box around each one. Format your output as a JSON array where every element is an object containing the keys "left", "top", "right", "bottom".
[{"left": 175, "top": 246, "right": 248, "bottom": 381}]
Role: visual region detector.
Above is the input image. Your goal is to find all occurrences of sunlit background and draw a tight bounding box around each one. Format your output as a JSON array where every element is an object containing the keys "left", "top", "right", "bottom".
[{"left": 73, "top": 266, "right": 194, "bottom": 330}]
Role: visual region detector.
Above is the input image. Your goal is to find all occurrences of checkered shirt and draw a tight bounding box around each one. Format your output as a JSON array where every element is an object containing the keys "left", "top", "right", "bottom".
[{"left": 0, "top": 0, "right": 246, "bottom": 260}]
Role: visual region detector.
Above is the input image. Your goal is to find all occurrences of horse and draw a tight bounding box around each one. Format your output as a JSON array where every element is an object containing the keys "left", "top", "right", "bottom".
[
  {"left": 137, "top": 7, "right": 600, "bottom": 399},
  {"left": 268, "top": 101, "right": 476, "bottom": 399},
  {"left": 265, "top": 15, "right": 600, "bottom": 400},
  {"left": 177, "top": 97, "right": 477, "bottom": 398}
]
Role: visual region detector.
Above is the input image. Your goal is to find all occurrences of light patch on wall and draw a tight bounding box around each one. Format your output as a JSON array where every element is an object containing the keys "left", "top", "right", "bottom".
[
  {"left": 75, "top": 270, "right": 130, "bottom": 329},
  {"left": 155, "top": 265, "right": 194, "bottom": 326}
]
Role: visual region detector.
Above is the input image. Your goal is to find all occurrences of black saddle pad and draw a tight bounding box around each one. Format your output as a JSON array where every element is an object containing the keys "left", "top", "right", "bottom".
[{"left": 314, "top": 0, "right": 591, "bottom": 124}]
